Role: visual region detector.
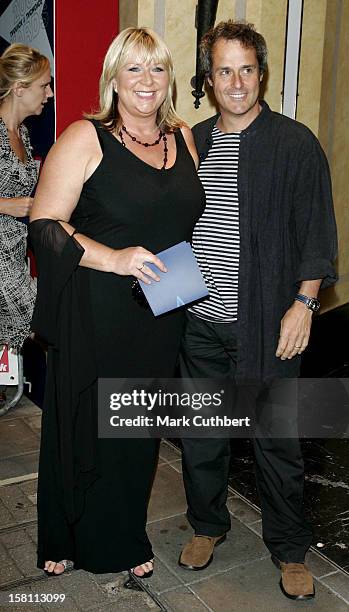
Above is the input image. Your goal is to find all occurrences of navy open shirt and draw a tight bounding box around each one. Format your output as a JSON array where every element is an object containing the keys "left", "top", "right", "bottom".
[{"left": 192, "top": 101, "right": 337, "bottom": 381}]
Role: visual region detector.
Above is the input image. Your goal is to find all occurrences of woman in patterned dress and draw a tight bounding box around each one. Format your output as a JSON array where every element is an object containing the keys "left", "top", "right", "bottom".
[{"left": 0, "top": 43, "right": 53, "bottom": 405}]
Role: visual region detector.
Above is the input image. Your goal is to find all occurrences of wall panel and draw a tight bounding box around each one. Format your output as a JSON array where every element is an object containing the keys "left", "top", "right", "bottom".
[{"left": 55, "top": 0, "right": 119, "bottom": 135}]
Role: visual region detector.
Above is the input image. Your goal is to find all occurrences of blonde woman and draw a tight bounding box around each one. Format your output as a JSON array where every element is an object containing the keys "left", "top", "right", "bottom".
[
  {"left": 30, "top": 28, "right": 204, "bottom": 578},
  {"left": 0, "top": 43, "right": 52, "bottom": 406}
]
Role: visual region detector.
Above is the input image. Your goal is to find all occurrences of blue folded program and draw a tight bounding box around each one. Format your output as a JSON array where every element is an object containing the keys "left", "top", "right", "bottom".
[{"left": 139, "top": 241, "right": 209, "bottom": 316}]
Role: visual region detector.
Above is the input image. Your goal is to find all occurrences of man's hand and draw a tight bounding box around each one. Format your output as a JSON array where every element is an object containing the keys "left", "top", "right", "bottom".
[{"left": 276, "top": 301, "right": 313, "bottom": 360}]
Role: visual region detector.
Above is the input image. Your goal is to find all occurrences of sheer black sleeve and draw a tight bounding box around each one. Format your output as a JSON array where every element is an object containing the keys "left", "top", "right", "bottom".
[{"left": 30, "top": 219, "right": 85, "bottom": 344}]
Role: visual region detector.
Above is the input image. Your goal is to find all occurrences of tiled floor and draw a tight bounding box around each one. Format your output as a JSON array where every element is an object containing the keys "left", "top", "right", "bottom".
[
  {"left": 225, "top": 436, "right": 349, "bottom": 569},
  {"left": 0, "top": 397, "right": 348, "bottom": 611}
]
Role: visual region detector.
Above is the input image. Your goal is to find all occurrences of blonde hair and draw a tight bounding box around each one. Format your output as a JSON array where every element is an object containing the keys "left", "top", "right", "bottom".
[
  {"left": 85, "top": 27, "right": 183, "bottom": 133},
  {"left": 0, "top": 43, "right": 50, "bottom": 102}
]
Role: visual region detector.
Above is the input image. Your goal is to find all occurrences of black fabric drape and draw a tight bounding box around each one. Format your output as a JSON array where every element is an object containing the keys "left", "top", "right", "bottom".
[{"left": 30, "top": 219, "right": 99, "bottom": 524}]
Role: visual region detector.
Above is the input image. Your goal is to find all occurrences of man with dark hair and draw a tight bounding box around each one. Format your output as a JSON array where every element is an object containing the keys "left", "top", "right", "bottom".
[{"left": 179, "top": 20, "right": 337, "bottom": 601}]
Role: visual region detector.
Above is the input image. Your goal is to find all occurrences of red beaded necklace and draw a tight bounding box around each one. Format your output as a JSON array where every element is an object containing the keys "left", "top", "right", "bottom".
[{"left": 119, "top": 125, "right": 168, "bottom": 170}]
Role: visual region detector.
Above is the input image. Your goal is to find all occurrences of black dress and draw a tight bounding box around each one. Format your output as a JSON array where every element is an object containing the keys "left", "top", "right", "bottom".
[{"left": 31, "top": 121, "right": 205, "bottom": 573}]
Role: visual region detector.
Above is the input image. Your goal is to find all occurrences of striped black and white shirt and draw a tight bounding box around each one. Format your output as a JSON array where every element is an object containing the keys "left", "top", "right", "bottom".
[{"left": 189, "top": 125, "right": 240, "bottom": 322}]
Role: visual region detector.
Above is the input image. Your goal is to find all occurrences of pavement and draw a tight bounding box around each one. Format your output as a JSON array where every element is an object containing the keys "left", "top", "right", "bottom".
[{"left": 0, "top": 396, "right": 348, "bottom": 611}]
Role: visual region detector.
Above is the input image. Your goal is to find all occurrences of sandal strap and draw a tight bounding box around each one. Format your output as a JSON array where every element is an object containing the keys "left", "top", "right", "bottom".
[
  {"left": 58, "top": 560, "right": 74, "bottom": 570},
  {"left": 131, "top": 558, "right": 154, "bottom": 571}
]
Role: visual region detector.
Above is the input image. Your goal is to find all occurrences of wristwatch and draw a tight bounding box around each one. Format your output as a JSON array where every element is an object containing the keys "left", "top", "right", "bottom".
[{"left": 295, "top": 293, "right": 320, "bottom": 313}]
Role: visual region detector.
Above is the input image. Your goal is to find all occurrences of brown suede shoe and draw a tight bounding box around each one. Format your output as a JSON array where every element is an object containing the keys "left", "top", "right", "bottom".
[
  {"left": 271, "top": 556, "right": 315, "bottom": 600},
  {"left": 178, "top": 534, "right": 226, "bottom": 570}
]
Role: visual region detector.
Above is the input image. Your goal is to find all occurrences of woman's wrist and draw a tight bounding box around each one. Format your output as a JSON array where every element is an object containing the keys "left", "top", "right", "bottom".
[
  {"left": 0, "top": 198, "right": 13, "bottom": 215},
  {"left": 104, "top": 248, "right": 121, "bottom": 274},
  {"left": 71, "top": 230, "right": 120, "bottom": 274}
]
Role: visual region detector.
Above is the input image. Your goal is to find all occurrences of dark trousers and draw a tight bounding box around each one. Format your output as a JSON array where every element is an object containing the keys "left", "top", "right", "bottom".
[{"left": 180, "top": 312, "right": 313, "bottom": 563}]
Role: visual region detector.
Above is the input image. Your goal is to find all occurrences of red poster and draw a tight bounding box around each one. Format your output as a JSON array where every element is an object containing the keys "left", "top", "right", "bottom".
[{"left": 55, "top": 0, "right": 119, "bottom": 135}]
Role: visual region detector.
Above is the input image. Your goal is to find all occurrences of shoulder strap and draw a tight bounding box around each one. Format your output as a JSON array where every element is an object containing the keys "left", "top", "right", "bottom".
[
  {"left": 174, "top": 128, "right": 184, "bottom": 145},
  {"left": 174, "top": 128, "right": 191, "bottom": 157},
  {"left": 87, "top": 118, "right": 105, "bottom": 152}
]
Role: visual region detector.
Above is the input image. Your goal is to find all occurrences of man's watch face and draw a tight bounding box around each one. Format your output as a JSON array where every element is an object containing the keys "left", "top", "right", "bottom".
[{"left": 308, "top": 298, "right": 320, "bottom": 312}]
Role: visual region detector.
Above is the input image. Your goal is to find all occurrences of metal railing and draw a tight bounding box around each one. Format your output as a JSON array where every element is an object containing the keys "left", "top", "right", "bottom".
[{"left": 0, "top": 354, "right": 24, "bottom": 417}]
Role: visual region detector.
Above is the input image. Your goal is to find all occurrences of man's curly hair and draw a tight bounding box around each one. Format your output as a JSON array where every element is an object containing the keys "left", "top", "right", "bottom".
[{"left": 200, "top": 20, "right": 268, "bottom": 76}]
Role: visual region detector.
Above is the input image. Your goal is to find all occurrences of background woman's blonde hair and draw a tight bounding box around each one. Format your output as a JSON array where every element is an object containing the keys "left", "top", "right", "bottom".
[
  {"left": 85, "top": 27, "right": 183, "bottom": 133},
  {"left": 0, "top": 43, "right": 50, "bottom": 102}
]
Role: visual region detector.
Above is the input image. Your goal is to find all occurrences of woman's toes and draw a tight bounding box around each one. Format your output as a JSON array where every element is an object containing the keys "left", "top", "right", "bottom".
[
  {"left": 45, "top": 561, "right": 56, "bottom": 573},
  {"left": 132, "top": 560, "right": 153, "bottom": 576},
  {"left": 44, "top": 561, "right": 66, "bottom": 574}
]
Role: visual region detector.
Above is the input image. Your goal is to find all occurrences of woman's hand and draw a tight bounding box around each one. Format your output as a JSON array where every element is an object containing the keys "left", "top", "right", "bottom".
[
  {"left": 0, "top": 197, "right": 33, "bottom": 217},
  {"left": 108, "top": 246, "right": 167, "bottom": 284}
]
